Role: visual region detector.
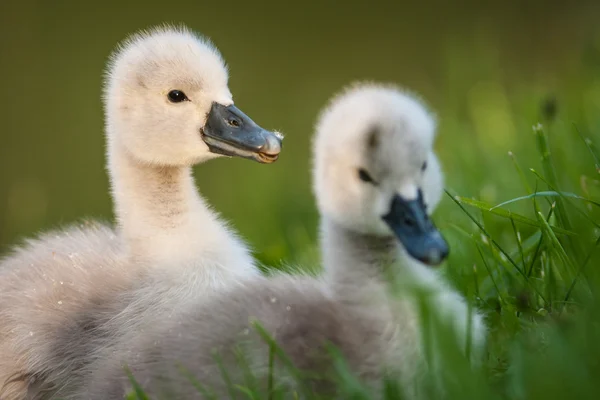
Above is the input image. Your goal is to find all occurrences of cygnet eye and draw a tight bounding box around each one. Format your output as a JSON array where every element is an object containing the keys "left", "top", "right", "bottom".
[
  {"left": 167, "top": 90, "right": 189, "bottom": 103},
  {"left": 357, "top": 168, "right": 376, "bottom": 184},
  {"left": 421, "top": 161, "right": 427, "bottom": 172}
]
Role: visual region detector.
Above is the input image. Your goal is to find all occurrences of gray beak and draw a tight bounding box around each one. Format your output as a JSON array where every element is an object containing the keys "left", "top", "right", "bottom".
[
  {"left": 381, "top": 190, "right": 450, "bottom": 266},
  {"left": 201, "top": 102, "right": 282, "bottom": 164}
]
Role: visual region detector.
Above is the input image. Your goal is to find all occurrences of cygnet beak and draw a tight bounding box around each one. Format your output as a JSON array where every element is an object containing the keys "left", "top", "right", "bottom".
[
  {"left": 381, "top": 190, "right": 450, "bottom": 266},
  {"left": 201, "top": 102, "right": 282, "bottom": 164}
]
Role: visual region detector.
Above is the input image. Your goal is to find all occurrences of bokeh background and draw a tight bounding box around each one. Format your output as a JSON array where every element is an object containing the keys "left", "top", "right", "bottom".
[{"left": 1, "top": 0, "right": 599, "bottom": 267}]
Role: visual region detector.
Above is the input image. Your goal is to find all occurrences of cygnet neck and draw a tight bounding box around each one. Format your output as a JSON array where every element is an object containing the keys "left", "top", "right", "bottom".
[
  {"left": 106, "top": 134, "right": 255, "bottom": 275},
  {"left": 320, "top": 218, "right": 399, "bottom": 305}
]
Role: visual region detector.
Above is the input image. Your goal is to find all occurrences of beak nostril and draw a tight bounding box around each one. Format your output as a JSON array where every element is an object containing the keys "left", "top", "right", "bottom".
[{"left": 228, "top": 118, "right": 240, "bottom": 127}]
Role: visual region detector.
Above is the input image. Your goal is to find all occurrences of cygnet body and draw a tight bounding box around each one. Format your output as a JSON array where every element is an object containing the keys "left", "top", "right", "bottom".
[{"left": 0, "top": 25, "right": 282, "bottom": 399}]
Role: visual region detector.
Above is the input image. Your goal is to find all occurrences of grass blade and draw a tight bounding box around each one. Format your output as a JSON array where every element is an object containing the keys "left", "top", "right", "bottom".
[
  {"left": 530, "top": 169, "right": 600, "bottom": 230},
  {"left": 490, "top": 191, "right": 600, "bottom": 210},
  {"left": 123, "top": 366, "right": 150, "bottom": 400},
  {"left": 573, "top": 123, "right": 600, "bottom": 175},
  {"left": 533, "top": 123, "right": 573, "bottom": 231},
  {"left": 535, "top": 210, "right": 578, "bottom": 281},
  {"left": 251, "top": 320, "right": 321, "bottom": 398},
  {"left": 510, "top": 217, "right": 525, "bottom": 268},
  {"left": 476, "top": 243, "right": 505, "bottom": 304},
  {"left": 563, "top": 234, "right": 600, "bottom": 306},
  {"left": 446, "top": 189, "right": 547, "bottom": 302},
  {"left": 453, "top": 195, "right": 575, "bottom": 236},
  {"left": 508, "top": 151, "right": 533, "bottom": 194}
]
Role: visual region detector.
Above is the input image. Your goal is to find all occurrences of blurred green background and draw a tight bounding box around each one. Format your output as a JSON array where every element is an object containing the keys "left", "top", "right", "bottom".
[{"left": 1, "top": 0, "right": 599, "bottom": 266}]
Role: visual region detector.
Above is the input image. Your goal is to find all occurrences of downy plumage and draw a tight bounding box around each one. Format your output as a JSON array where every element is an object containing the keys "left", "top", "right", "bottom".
[{"left": 0, "top": 25, "right": 282, "bottom": 399}]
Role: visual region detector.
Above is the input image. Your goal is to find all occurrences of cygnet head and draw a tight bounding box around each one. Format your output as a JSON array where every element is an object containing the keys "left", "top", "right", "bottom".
[
  {"left": 104, "top": 25, "right": 282, "bottom": 166},
  {"left": 313, "top": 83, "right": 449, "bottom": 266}
]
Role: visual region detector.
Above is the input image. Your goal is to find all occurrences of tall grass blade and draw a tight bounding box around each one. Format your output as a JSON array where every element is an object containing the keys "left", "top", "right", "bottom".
[
  {"left": 535, "top": 211, "right": 578, "bottom": 280},
  {"left": 123, "top": 366, "right": 150, "bottom": 400},
  {"left": 490, "top": 191, "right": 600, "bottom": 210},
  {"left": 453, "top": 195, "right": 575, "bottom": 236},
  {"left": 476, "top": 243, "right": 505, "bottom": 304},
  {"left": 508, "top": 151, "right": 533, "bottom": 194},
  {"left": 533, "top": 123, "right": 573, "bottom": 232},
  {"left": 574, "top": 124, "right": 600, "bottom": 175}
]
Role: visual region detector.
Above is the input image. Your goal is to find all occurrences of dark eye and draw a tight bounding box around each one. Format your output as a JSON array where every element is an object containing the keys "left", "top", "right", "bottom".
[
  {"left": 167, "top": 90, "right": 189, "bottom": 103},
  {"left": 421, "top": 161, "right": 427, "bottom": 171},
  {"left": 358, "top": 168, "right": 375, "bottom": 184}
]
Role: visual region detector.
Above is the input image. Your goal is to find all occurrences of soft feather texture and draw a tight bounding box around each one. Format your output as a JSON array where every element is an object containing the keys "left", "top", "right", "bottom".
[
  {"left": 58, "top": 84, "right": 486, "bottom": 399},
  {"left": 0, "top": 25, "right": 262, "bottom": 399}
]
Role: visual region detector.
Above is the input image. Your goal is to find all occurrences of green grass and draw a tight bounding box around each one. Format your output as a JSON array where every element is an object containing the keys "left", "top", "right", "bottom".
[{"left": 122, "top": 107, "right": 600, "bottom": 399}]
